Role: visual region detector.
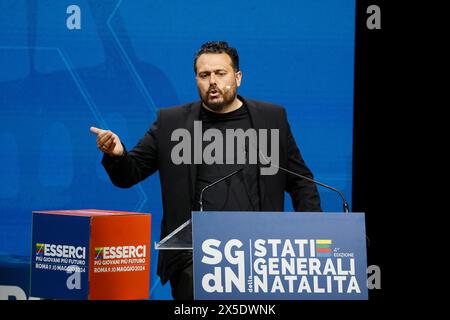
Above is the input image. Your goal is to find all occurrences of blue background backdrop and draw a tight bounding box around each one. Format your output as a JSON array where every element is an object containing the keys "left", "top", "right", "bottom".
[{"left": 0, "top": 0, "right": 355, "bottom": 299}]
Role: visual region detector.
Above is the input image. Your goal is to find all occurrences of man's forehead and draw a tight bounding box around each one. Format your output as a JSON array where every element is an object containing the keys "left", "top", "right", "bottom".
[{"left": 196, "top": 53, "right": 233, "bottom": 71}]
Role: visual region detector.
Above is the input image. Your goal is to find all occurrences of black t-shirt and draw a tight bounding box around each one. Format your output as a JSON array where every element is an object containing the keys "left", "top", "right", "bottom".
[{"left": 193, "top": 103, "right": 261, "bottom": 211}]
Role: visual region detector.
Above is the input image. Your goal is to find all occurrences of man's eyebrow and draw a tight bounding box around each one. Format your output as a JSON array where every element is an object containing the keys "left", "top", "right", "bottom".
[{"left": 198, "top": 69, "right": 228, "bottom": 74}]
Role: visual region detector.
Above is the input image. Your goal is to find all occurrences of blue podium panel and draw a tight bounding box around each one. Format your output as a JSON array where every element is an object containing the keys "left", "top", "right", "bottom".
[
  {"left": 30, "top": 214, "right": 91, "bottom": 299},
  {"left": 192, "top": 212, "right": 367, "bottom": 300}
]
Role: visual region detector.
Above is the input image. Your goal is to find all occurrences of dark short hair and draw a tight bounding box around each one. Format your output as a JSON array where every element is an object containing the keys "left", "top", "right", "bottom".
[{"left": 194, "top": 41, "right": 240, "bottom": 73}]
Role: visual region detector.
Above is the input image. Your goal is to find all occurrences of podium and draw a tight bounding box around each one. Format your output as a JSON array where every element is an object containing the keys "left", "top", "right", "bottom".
[
  {"left": 30, "top": 209, "right": 151, "bottom": 300},
  {"left": 155, "top": 211, "right": 368, "bottom": 300}
]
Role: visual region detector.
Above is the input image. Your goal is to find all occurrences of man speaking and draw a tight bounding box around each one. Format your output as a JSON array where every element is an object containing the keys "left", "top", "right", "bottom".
[{"left": 90, "top": 41, "right": 322, "bottom": 300}]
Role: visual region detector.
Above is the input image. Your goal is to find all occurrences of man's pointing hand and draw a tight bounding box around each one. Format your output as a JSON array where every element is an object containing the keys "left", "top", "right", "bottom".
[{"left": 90, "top": 126, "right": 124, "bottom": 157}]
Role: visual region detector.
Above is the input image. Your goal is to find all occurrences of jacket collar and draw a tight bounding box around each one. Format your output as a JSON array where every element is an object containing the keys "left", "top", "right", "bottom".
[{"left": 186, "top": 95, "right": 267, "bottom": 209}]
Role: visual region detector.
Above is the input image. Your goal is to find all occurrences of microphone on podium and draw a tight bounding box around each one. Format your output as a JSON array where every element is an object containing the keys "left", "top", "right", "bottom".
[{"left": 256, "top": 147, "right": 350, "bottom": 213}]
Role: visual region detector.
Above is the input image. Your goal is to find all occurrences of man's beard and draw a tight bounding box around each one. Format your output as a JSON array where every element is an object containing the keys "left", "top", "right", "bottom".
[{"left": 199, "top": 85, "right": 236, "bottom": 112}]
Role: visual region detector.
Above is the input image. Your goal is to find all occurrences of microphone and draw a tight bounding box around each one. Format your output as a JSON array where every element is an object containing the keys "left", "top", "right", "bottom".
[
  {"left": 257, "top": 149, "right": 350, "bottom": 213},
  {"left": 198, "top": 167, "right": 244, "bottom": 212}
]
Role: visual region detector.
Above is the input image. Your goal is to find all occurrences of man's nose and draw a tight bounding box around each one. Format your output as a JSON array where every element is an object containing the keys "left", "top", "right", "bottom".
[{"left": 209, "top": 73, "right": 217, "bottom": 84}]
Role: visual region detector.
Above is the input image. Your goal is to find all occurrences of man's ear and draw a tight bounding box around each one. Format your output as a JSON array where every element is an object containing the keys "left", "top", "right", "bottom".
[{"left": 235, "top": 70, "right": 242, "bottom": 87}]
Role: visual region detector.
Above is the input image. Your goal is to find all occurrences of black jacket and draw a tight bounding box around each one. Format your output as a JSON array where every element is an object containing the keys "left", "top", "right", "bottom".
[{"left": 102, "top": 96, "right": 322, "bottom": 284}]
